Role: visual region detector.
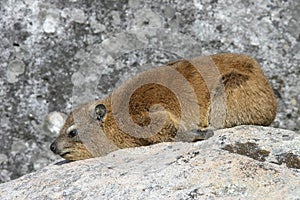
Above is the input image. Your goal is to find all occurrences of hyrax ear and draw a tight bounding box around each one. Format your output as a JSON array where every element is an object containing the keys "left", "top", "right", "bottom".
[{"left": 95, "top": 104, "right": 106, "bottom": 121}]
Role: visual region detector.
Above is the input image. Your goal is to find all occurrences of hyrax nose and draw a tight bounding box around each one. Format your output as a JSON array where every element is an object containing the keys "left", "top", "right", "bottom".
[{"left": 50, "top": 141, "right": 57, "bottom": 153}]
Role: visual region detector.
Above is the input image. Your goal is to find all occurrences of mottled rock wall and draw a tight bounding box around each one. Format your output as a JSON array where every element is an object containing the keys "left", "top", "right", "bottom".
[
  {"left": 0, "top": 0, "right": 299, "bottom": 183},
  {"left": 0, "top": 126, "right": 299, "bottom": 199}
]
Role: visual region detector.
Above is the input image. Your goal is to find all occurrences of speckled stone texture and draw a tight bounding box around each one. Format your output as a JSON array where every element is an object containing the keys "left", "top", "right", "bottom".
[
  {"left": 0, "top": 0, "right": 299, "bottom": 183},
  {"left": 0, "top": 126, "right": 299, "bottom": 199}
]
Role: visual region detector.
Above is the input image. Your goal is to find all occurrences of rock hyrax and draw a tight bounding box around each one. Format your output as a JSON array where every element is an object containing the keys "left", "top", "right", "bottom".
[{"left": 50, "top": 53, "right": 277, "bottom": 160}]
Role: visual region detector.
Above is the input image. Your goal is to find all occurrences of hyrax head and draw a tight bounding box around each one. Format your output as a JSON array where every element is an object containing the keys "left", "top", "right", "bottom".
[{"left": 50, "top": 100, "right": 115, "bottom": 161}]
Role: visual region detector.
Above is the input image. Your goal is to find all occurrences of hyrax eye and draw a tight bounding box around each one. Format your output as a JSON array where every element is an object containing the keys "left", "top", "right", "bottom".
[
  {"left": 95, "top": 104, "right": 106, "bottom": 121},
  {"left": 68, "top": 129, "right": 78, "bottom": 138}
]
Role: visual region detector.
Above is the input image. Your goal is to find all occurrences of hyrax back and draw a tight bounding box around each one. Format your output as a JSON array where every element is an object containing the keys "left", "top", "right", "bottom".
[{"left": 50, "top": 53, "right": 277, "bottom": 161}]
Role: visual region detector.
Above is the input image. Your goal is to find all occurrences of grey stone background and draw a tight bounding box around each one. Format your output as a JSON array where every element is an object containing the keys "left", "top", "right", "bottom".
[{"left": 0, "top": 0, "right": 299, "bottom": 183}]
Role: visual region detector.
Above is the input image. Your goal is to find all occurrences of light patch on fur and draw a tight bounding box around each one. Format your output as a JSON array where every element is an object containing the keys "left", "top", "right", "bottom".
[{"left": 66, "top": 124, "right": 77, "bottom": 134}]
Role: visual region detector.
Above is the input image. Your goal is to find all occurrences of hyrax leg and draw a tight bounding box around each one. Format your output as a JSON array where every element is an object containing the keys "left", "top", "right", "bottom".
[
  {"left": 145, "top": 109, "right": 214, "bottom": 143},
  {"left": 149, "top": 110, "right": 214, "bottom": 142}
]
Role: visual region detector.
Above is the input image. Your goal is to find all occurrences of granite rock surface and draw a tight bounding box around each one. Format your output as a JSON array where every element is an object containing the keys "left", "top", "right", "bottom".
[
  {"left": 0, "top": 126, "right": 299, "bottom": 199},
  {"left": 0, "top": 0, "right": 299, "bottom": 183}
]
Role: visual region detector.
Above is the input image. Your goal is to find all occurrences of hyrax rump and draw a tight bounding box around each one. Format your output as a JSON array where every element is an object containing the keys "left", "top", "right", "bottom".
[{"left": 50, "top": 53, "right": 277, "bottom": 161}]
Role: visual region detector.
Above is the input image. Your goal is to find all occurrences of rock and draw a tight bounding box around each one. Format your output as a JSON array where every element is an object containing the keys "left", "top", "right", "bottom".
[
  {"left": 6, "top": 59, "right": 25, "bottom": 83},
  {"left": 111, "top": 11, "right": 121, "bottom": 25},
  {"left": 42, "top": 111, "right": 67, "bottom": 136},
  {"left": 0, "top": 154, "right": 8, "bottom": 164},
  {"left": 133, "top": 8, "right": 162, "bottom": 28},
  {"left": 128, "top": 0, "right": 141, "bottom": 9},
  {"left": 89, "top": 16, "right": 106, "bottom": 33},
  {"left": 70, "top": 8, "right": 86, "bottom": 24},
  {"left": 0, "top": 126, "right": 299, "bottom": 199},
  {"left": 11, "top": 140, "right": 27, "bottom": 155},
  {"left": 43, "top": 15, "right": 58, "bottom": 33},
  {"left": 0, "top": 170, "right": 11, "bottom": 184},
  {"left": 0, "top": 0, "right": 299, "bottom": 184}
]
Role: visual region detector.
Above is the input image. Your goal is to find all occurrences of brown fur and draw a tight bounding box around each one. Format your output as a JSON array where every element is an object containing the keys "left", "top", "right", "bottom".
[{"left": 50, "top": 53, "right": 277, "bottom": 161}]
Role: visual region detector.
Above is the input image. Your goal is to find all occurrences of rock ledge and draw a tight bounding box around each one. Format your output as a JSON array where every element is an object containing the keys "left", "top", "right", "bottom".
[{"left": 0, "top": 126, "right": 299, "bottom": 199}]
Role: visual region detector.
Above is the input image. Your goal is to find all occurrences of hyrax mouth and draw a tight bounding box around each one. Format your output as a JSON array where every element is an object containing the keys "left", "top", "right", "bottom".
[{"left": 60, "top": 152, "right": 71, "bottom": 157}]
